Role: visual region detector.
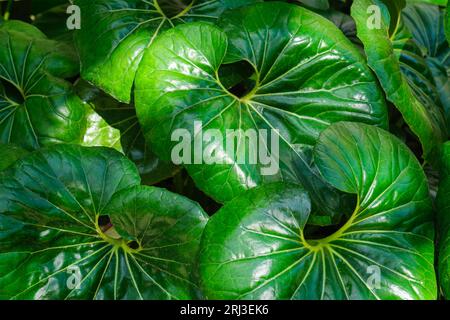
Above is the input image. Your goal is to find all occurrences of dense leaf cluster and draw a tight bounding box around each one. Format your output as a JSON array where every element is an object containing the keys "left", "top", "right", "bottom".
[{"left": 0, "top": 0, "right": 449, "bottom": 300}]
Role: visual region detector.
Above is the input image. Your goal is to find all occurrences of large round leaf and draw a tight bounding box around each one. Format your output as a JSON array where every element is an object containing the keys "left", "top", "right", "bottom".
[
  {"left": 199, "top": 122, "right": 436, "bottom": 300},
  {"left": 0, "top": 144, "right": 208, "bottom": 299},
  {"left": 74, "top": 0, "right": 261, "bottom": 103},
  {"left": 351, "top": 0, "right": 447, "bottom": 160},
  {"left": 0, "top": 20, "right": 86, "bottom": 151},
  {"left": 135, "top": 3, "right": 388, "bottom": 219},
  {"left": 75, "top": 80, "right": 179, "bottom": 185},
  {"left": 437, "top": 141, "right": 450, "bottom": 299}
]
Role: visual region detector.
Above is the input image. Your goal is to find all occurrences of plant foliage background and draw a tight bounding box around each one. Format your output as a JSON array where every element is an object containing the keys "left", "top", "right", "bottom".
[{"left": 0, "top": 0, "right": 449, "bottom": 300}]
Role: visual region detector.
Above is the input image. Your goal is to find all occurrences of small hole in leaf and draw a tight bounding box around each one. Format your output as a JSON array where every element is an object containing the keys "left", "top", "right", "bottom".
[
  {"left": 127, "top": 240, "right": 140, "bottom": 250},
  {"left": 0, "top": 79, "right": 25, "bottom": 105},
  {"left": 218, "top": 60, "right": 258, "bottom": 99}
]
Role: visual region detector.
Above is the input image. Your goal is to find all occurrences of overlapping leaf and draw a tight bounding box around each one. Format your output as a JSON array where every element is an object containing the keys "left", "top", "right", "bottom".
[
  {"left": 74, "top": 0, "right": 262, "bottom": 102},
  {"left": 352, "top": 0, "right": 447, "bottom": 160},
  {"left": 135, "top": 3, "right": 388, "bottom": 222},
  {"left": 0, "top": 143, "right": 27, "bottom": 171},
  {"left": 0, "top": 144, "right": 208, "bottom": 299},
  {"left": 200, "top": 123, "right": 436, "bottom": 300},
  {"left": 402, "top": 2, "right": 450, "bottom": 134},
  {"left": 0, "top": 20, "right": 85, "bottom": 150},
  {"left": 75, "top": 80, "right": 178, "bottom": 185}
]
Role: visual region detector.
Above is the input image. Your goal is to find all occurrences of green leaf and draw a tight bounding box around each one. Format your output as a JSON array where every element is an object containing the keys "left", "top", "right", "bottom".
[
  {"left": 437, "top": 142, "right": 450, "bottom": 299},
  {"left": 135, "top": 3, "right": 388, "bottom": 221},
  {"left": 0, "top": 20, "right": 86, "bottom": 151},
  {"left": 75, "top": 80, "right": 178, "bottom": 185},
  {"left": 0, "top": 144, "right": 208, "bottom": 299},
  {"left": 200, "top": 122, "right": 436, "bottom": 300},
  {"left": 74, "top": 0, "right": 262, "bottom": 103},
  {"left": 402, "top": 2, "right": 450, "bottom": 135},
  {"left": 352, "top": 0, "right": 447, "bottom": 160},
  {"left": 80, "top": 105, "right": 123, "bottom": 152},
  {"left": 0, "top": 143, "right": 27, "bottom": 171}
]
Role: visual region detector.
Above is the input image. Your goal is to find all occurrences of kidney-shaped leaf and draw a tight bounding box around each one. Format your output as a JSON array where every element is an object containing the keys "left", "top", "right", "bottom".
[
  {"left": 352, "top": 0, "right": 447, "bottom": 160},
  {"left": 135, "top": 3, "right": 388, "bottom": 220},
  {"left": 0, "top": 21, "right": 86, "bottom": 151},
  {"left": 199, "top": 122, "right": 436, "bottom": 300},
  {"left": 74, "top": 0, "right": 261, "bottom": 103},
  {"left": 0, "top": 144, "right": 208, "bottom": 299}
]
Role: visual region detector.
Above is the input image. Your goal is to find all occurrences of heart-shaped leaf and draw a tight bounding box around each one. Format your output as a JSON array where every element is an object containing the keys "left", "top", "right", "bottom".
[
  {"left": 199, "top": 122, "right": 436, "bottom": 300},
  {"left": 437, "top": 141, "right": 450, "bottom": 299},
  {"left": 0, "top": 144, "right": 208, "bottom": 299},
  {"left": 135, "top": 3, "right": 388, "bottom": 221},
  {"left": 0, "top": 20, "right": 86, "bottom": 151},
  {"left": 74, "top": 0, "right": 262, "bottom": 103},
  {"left": 352, "top": 0, "right": 447, "bottom": 161}
]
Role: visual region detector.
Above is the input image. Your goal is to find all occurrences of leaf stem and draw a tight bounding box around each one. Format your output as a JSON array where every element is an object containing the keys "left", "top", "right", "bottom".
[{"left": 3, "top": 0, "right": 13, "bottom": 21}]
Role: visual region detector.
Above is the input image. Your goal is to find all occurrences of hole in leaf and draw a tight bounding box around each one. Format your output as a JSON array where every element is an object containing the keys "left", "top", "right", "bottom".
[
  {"left": 127, "top": 240, "right": 140, "bottom": 250},
  {"left": 98, "top": 215, "right": 112, "bottom": 231},
  {"left": 0, "top": 79, "right": 25, "bottom": 105},
  {"left": 218, "top": 60, "right": 258, "bottom": 99},
  {"left": 156, "top": 0, "right": 193, "bottom": 18}
]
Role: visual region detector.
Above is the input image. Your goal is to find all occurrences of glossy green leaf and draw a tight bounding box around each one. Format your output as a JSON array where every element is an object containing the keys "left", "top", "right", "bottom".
[
  {"left": 75, "top": 80, "right": 178, "bottom": 185},
  {"left": 200, "top": 122, "right": 436, "bottom": 300},
  {"left": 406, "top": 0, "right": 448, "bottom": 6},
  {"left": 135, "top": 3, "right": 388, "bottom": 221},
  {"left": 0, "top": 144, "right": 208, "bottom": 299},
  {"left": 0, "top": 143, "right": 27, "bottom": 171},
  {"left": 352, "top": 0, "right": 447, "bottom": 160},
  {"left": 402, "top": 2, "right": 450, "bottom": 135},
  {"left": 74, "top": 0, "right": 262, "bottom": 103},
  {"left": 437, "top": 142, "right": 450, "bottom": 299},
  {"left": 0, "top": 20, "right": 86, "bottom": 151},
  {"left": 80, "top": 105, "right": 123, "bottom": 152}
]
